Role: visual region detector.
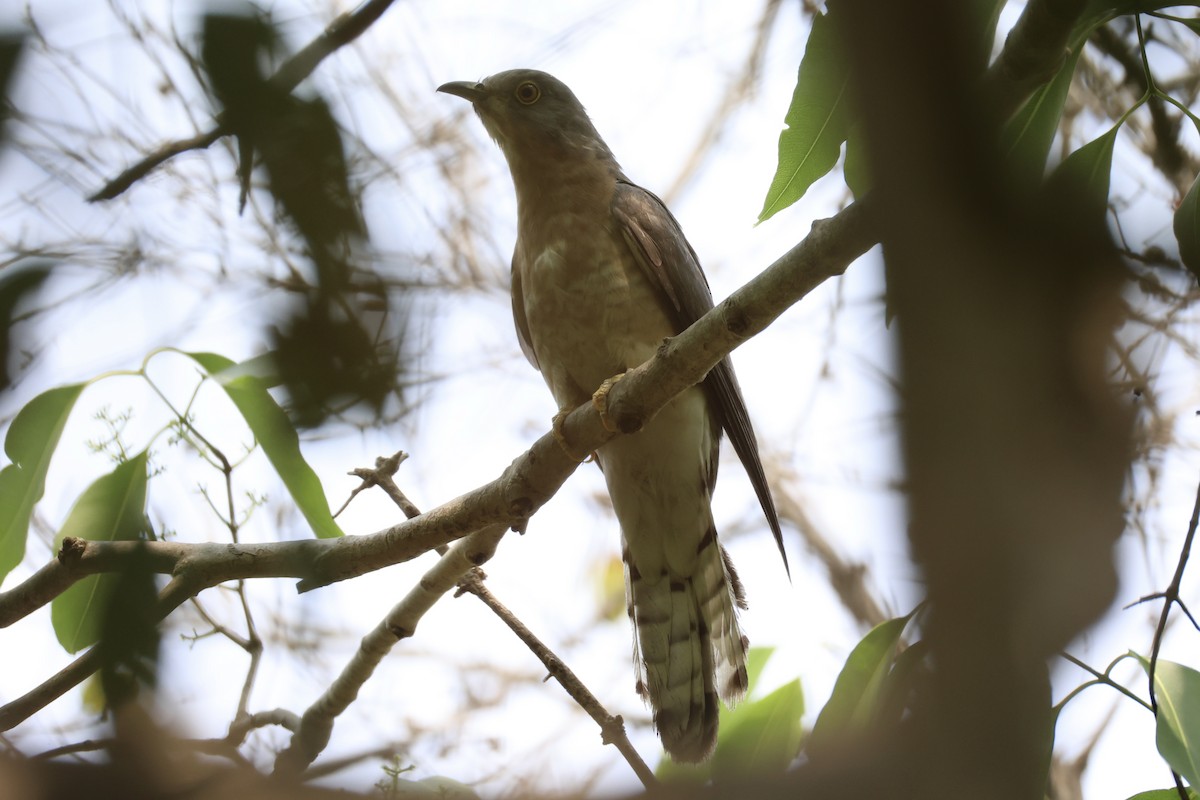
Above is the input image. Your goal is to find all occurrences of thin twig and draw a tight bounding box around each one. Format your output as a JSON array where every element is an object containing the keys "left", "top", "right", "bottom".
[
  {"left": 457, "top": 573, "right": 657, "bottom": 787},
  {"left": 1146, "top": 467, "right": 1200, "bottom": 800},
  {"left": 332, "top": 453, "right": 657, "bottom": 787},
  {"left": 272, "top": 524, "right": 506, "bottom": 776}
]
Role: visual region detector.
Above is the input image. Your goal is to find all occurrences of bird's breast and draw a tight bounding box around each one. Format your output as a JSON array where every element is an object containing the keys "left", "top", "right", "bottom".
[{"left": 517, "top": 212, "right": 673, "bottom": 408}]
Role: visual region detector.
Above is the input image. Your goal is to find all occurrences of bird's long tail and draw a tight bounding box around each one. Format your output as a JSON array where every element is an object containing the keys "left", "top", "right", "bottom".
[{"left": 624, "top": 524, "right": 749, "bottom": 763}]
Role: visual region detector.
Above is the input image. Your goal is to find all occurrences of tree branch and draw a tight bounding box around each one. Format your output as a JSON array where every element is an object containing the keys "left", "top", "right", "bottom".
[{"left": 0, "top": 197, "right": 873, "bottom": 634}]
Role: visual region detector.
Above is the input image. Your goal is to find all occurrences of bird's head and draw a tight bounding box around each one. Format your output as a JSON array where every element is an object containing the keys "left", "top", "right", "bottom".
[{"left": 438, "top": 69, "right": 616, "bottom": 172}]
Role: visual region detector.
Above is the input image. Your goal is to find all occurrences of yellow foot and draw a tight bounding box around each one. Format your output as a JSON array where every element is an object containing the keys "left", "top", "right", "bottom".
[
  {"left": 552, "top": 408, "right": 593, "bottom": 462},
  {"left": 592, "top": 372, "right": 627, "bottom": 433}
]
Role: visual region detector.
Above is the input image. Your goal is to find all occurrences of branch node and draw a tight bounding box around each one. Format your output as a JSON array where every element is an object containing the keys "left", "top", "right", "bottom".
[{"left": 58, "top": 536, "right": 85, "bottom": 564}]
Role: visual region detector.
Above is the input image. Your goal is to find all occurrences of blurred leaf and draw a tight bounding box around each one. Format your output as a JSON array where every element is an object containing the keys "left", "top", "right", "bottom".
[
  {"left": 1000, "top": 1, "right": 1180, "bottom": 186},
  {"left": 874, "top": 637, "right": 928, "bottom": 723},
  {"left": 842, "top": 122, "right": 870, "bottom": 199},
  {"left": 807, "top": 610, "right": 915, "bottom": 759},
  {"left": 1136, "top": 653, "right": 1200, "bottom": 788},
  {"left": 0, "top": 32, "right": 24, "bottom": 136},
  {"left": 52, "top": 451, "right": 150, "bottom": 654},
  {"left": 1001, "top": 45, "right": 1083, "bottom": 187},
  {"left": 1047, "top": 125, "right": 1119, "bottom": 219},
  {"left": 184, "top": 352, "right": 343, "bottom": 539},
  {"left": 202, "top": 12, "right": 362, "bottom": 265},
  {"left": 0, "top": 263, "right": 52, "bottom": 390},
  {"left": 1175, "top": 172, "right": 1200, "bottom": 282},
  {"left": 966, "top": 0, "right": 1007, "bottom": 72},
  {"left": 0, "top": 383, "right": 85, "bottom": 580},
  {"left": 97, "top": 538, "right": 161, "bottom": 707},
  {"left": 201, "top": 11, "right": 276, "bottom": 213},
  {"left": 758, "top": 3, "right": 850, "bottom": 222},
  {"left": 592, "top": 553, "right": 626, "bottom": 621},
  {"left": 202, "top": 12, "right": 394, "bottom": 428},
  {"left": 81, "top": 673, "right": 107, "bottom": 715},
  {"left": 1036, "top": 701, "right": 1063, "bottom": 795},
  {"left": 742, "top": 646, "right": 775, "bottom": 697},
  {"left": 711, "top": 677, "right": 804, "bottom": 780},
  {"left": 1173, "top": 15, "right": 1200, "bottom": 36},
  {"left": 271, "top": 296, "right": 397, "bottom": 428},
  {"left": 1127, "top": 790, "right": 1198, "bottom": 800}
]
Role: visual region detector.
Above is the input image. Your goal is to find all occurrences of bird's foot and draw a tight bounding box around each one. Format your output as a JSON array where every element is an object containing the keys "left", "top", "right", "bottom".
[
  {"left": 552, "top": 408, "right": 593, "bottom": 463},
  {"left": 592, "top": 372, "right": 626, "bottom": 432}
]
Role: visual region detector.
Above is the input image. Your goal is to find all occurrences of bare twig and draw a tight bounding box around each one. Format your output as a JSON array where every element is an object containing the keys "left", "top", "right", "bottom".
[
  {"left": 272, "top": 523, "right": 507, "bottom": 776},
  {"left": 457, "top": 573, "right": 658, "bottom": 787},
  {"left": 320, "top": 453, "right": 657, "bottom": 786},
  {"left": 1145, "top": 470, "right": 1200, "bottom": 800}
]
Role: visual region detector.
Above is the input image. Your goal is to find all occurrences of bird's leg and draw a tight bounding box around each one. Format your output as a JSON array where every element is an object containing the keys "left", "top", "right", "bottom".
[
  {"left": 592, "top": 372, "right": 626, "bottom": 432},
  {"left": 552, "top": 407, "right": 594, "bottom": 462}
]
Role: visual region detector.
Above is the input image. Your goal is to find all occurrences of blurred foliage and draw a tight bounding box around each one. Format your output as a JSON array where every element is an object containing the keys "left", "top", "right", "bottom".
[{"left": 201, "top": 10, "right": 402, "bottom": 428}]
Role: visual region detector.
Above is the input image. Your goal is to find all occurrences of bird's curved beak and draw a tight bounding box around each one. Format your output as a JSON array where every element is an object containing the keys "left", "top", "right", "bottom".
[{"left": 437, "top": 81, "right": 487, "bottom": 103}]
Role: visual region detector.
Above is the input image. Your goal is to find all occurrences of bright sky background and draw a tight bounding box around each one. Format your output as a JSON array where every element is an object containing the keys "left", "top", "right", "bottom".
[{"left": 1, "top": 1, "right": 1199, "bottom": 798}]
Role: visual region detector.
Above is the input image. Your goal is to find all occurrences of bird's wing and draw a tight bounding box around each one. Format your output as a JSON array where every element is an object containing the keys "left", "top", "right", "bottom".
[
  {"left": 510, "top": 250, "right": 540, "bottom": 369},
  {"left": 611, "top": 180, "right": 787, "bottom": 572}
]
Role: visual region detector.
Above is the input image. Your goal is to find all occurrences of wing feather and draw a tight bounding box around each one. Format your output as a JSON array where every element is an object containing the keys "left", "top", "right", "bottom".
[
  {"left": 610, "top": 180, "right": 787, "bottom": 573},
  {"left": 510, "top": 251, "right": 539, "bottom": 369}
]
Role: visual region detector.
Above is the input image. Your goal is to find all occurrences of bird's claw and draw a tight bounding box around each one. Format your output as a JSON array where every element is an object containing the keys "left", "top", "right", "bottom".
[
  {"left": 592, "top": 372, "right": 626, "bottom": 433},
  {"left": 552, "top": 408, "right": 594, "bottom": 462}
]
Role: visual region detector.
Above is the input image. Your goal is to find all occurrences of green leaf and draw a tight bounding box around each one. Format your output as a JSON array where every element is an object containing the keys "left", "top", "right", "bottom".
[
  {"left": 184, "top": 352, "right": 342, "bottom": 539},
  {"left": 51, "top": 451, "right": 149, "bottom": 653},
  {"left": 807, "top": 610, "right": 915, "bottom": 759},
  {"left": 842, "top": 123, "right": 870, "bottom": 199},
  {"left": 999, "top": 1, "right": 1182, "bottom": 188},
  {"left": 875, "top": 637, "right": 927, "bottom": 723},
  {"left": 758, "top": 4, "right": 850, "bottom": 222},
  {"left": 1047, "top": 125, "right": 1119, "bottom": 218},
  {"left": 743, "top": 645, "right": 774, "bottom": 695},
  {"left": 1175, "top": 172, "right": 1200, "bottom": 283},
  {"left": 1126, "top": 789, "right": 1198, "bottom": 800},
  {"left": 1137, "top": 654, "right": 1200, "bottom": 788},
  {"left": 0, "top": 383, "right": 85, "bottom": 580},
  {"left": 966, "top": 0, "right": 1007, "bottom": 72},
  {"left": 711, "top": 678, "right": 804, "bottom": 780},
  {"left": 1001, "top": 45, "right": 1084, "bottom": 187},
  {"left": 1171, "top": 15, "right": 1200, "bottom": 37}
]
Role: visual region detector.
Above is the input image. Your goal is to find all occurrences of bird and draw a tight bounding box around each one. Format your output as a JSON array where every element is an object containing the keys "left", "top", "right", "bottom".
[{"left": 438, "top": 69, "right": 785, "bottom": 763}]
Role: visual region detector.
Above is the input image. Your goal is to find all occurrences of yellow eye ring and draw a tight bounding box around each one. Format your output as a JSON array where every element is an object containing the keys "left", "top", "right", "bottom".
[{"left": 515, "top": 81, "right": 541, "bottom": 105}]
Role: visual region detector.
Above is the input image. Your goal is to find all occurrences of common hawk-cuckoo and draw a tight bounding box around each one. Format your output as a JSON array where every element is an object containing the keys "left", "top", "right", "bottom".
[{"left": 439, "top": 69, "right": 785, "bottom": 763}]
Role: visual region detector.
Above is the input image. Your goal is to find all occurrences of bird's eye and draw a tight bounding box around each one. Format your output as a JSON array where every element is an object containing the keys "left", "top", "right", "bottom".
[{"left": 515, "top": 81, "right": 541, "bottom": 105}]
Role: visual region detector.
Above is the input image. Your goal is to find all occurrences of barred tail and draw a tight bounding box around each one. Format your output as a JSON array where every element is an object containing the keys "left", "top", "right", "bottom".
[{"left": 624, "top": 524, "right": 749, "bottom": 763}]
